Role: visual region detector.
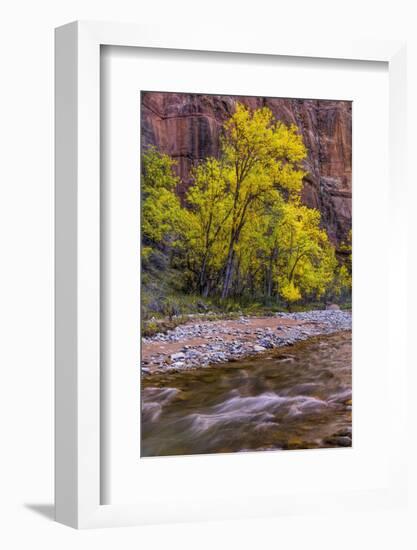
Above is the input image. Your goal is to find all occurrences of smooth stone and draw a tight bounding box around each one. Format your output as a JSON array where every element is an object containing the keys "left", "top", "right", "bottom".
[
  {"left": 325, "top": 435, "right": 352, "bottom": 447},
  {"left": 253, "top": 345, "right": 267, "bottom": 352}
]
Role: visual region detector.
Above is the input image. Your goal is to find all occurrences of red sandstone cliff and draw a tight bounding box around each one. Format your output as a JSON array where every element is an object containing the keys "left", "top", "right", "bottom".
[{"left": 141, "top": 92, "right": 352, "bottom": 246}]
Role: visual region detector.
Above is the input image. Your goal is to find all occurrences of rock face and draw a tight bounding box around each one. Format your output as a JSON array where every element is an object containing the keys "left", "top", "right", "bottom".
[{"left": 141, "top": 92, "right": 352, "bottom": 246}]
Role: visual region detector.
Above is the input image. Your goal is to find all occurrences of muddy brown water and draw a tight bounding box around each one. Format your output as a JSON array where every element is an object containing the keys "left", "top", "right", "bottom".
[{"left": 141, "top": 331, "right": 352, "bottom": 457}]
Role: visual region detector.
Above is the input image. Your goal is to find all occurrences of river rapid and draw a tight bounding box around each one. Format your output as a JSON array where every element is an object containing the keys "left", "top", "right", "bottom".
[{"left": 141, "top": 331, "right": 352, "bottom": 457}]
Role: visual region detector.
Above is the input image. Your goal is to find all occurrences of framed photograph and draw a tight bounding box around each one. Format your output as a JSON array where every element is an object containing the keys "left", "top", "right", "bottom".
[{"left": 55, "top": 21, "right": 408, "bottom": 528}]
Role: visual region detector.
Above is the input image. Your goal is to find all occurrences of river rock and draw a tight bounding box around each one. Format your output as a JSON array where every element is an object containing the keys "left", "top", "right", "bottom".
[
  {"left": 143, "top": 310, "right": 352, "bottom": 374},
  {"left": 253, "top": 345, "right": 267, "bottom": 352},
  {"left": 324, "top": 435, "right": 352, "bottom": 447},
  {"left": 170, "top": 352, "right": 185, "bottom": 361},
  {"left": 336, "top": 428, "right": 352, "bottom": 437}
]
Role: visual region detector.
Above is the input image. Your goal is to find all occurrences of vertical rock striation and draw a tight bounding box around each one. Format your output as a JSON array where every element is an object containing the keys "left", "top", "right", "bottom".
[{"left": 141, "top": 92, "right": 352, "bottom": 246}]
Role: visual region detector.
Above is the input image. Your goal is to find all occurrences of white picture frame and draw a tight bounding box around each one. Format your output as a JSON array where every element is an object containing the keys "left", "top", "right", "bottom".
[{"left": 55, "top": 20, "right": 407, "bottom": 529}]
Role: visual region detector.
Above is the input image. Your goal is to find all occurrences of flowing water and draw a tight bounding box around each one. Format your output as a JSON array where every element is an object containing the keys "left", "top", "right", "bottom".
[{"left": 141, "top": 331, "right": 352, "bottom": 457}]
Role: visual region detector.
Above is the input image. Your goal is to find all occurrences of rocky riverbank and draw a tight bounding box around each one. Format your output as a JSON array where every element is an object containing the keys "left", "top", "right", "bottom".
[{"left": 142, "top": 310, "right": 352, "bottom": 375}]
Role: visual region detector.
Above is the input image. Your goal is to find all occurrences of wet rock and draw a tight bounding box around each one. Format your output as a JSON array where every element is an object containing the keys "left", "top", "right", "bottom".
[
  {"left": 324, "top": 435, "right": 352, "bottom": 447},
  {"left": 335, "top": 428, "right": 352, "bottom": 437}
]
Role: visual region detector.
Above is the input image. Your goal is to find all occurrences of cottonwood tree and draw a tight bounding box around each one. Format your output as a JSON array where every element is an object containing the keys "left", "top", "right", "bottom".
[
  {"left": 218, "top": 103, "right": 306, "bottom": 298},
  {"left": 274, "top": 203, "right": 337, "bottom": 307},
  {"left": 141, "top": 106, "right": 347, "bottom": 309},
  {"left": 184, "top": 159, "right": 232, "bottom": 296}
]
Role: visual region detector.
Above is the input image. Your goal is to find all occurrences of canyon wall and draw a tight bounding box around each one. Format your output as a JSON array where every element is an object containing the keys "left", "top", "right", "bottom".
[{"left": 141, "top": 92, "right": 352, "bottom": 246}]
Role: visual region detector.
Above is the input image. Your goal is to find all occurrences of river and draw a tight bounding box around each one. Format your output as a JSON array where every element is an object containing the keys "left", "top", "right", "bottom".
[{"left": 141, "top": 331, "right": 352, "bottom": 457}]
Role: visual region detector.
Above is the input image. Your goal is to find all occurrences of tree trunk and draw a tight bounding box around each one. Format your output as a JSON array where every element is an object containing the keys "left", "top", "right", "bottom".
[
  {"left": 221, "top": 247, "right": 235, "bottom": 299},
  {"left": 199, "top": 255, "right": 208, "bottom": 295},
  {"left": 266, "top": 247, "right": 277, "bottom": 299},
  {"left": 266, "top": 256, "right": 273, "bottom": 298}
]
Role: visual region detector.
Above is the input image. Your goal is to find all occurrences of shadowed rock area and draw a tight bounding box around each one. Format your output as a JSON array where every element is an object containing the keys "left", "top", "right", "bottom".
[{"left": 141, "top": 92, "right": 352, "bottom": 246}]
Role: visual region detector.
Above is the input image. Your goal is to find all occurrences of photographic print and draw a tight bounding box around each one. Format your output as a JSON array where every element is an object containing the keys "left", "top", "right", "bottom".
[{"left": 140, "top": 92, "right": 352, "bottom": 457}]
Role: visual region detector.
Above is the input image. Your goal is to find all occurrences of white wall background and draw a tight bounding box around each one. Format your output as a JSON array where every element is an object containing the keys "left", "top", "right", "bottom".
[{"left": 0, "top": 0, "right": 416, "bottom": 548}]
